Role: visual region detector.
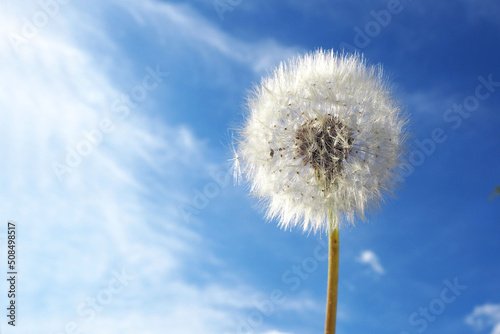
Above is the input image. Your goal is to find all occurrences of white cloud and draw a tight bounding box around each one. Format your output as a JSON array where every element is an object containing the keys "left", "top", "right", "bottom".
[
  {"left": 0, "top": 1, "right": 319, "bottom": 333},
  {"left": 465, "top": 303, "right": 500, "bottom": 334},
  {"left": 112, "top": 0, "right": 301, "bottom": 74},
  {"left": 0, "top": 6, "right": 228, "bottom": 331},
  {"left": 356, "top": 250, "right": 385, "bottom": 275}
]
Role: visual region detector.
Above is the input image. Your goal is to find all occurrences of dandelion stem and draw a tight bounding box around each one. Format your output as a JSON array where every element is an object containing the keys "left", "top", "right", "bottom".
[{"left": 324, "top": 226, "right": 339, "bottom": 334}]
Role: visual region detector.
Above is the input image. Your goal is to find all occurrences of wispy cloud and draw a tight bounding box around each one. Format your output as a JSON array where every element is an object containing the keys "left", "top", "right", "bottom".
[
  {"left": 466, "top": 303, "right": 500, "bottom": 334},
  {"left": 356, "top": 250, "right": 385, "bottom": 275},
  {"left": 113, "top": 0, "right": 301, "bottom": 74},
  {"left": 0, "top": 5, "right": 233, "bottom": 331},
  {"left": 0, "top": 1, "right": 322, "bottom": 333}
]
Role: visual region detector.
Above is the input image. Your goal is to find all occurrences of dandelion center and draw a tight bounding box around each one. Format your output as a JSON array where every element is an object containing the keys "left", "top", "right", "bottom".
[{"left": 295, "top": 117, "right": 354, "bottom": 179}]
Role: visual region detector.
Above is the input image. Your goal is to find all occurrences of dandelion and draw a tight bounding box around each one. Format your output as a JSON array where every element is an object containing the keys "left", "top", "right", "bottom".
[{"left": 233, "top": 49, "right": 407, "bottom": 333}]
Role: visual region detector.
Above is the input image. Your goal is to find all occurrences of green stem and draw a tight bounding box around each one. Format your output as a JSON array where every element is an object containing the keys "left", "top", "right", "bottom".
[{"left": 324, "top": 226, "right": 339, "bottom": 334}]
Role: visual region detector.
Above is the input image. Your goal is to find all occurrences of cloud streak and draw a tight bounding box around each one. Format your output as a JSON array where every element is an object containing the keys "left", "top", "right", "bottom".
[
  {"left": 113, "top": 0, "right": 301, "bottom": 74},
  {"left": 356, "top": 250, "right": 385, "bottom": 275}
]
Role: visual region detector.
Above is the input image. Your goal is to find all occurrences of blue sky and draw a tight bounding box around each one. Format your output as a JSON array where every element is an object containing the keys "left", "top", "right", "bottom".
[{"left": 0, "top": 0, "right": 499, "bottom": 333}]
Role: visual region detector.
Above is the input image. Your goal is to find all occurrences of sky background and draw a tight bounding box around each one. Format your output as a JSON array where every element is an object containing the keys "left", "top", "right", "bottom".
[{"left": 0, "top": 0, "right": 499, "bottom": 333}]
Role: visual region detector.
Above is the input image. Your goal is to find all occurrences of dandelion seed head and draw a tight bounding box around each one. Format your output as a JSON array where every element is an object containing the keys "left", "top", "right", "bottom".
[{"left": 234, "top": 49, "right": 407, "bottom": 233}]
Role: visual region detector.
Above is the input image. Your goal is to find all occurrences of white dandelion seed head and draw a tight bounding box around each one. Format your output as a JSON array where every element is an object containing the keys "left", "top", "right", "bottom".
[{"left": 234, "top": 49, "right": 407, "bottom": 233}]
